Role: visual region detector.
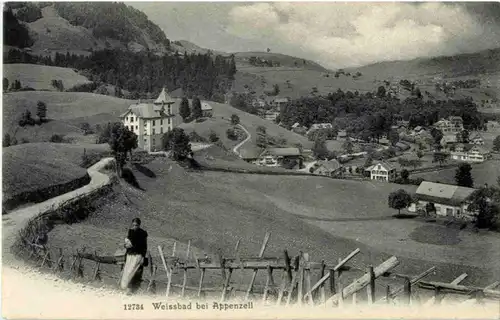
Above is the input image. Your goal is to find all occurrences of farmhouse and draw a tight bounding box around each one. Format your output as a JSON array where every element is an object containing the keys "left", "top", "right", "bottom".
[
  {"left": 264, "top": 111, "right": 280, "bottom": 122},
  {"left": 411, "top": 181, "right": 476, "bottom": 220},
  {"left": 450, "top": 144, "right": 490, "bottom": 162},
  {"left": 291, "top": 123, "right": 307, "bottom": 135},
  {"left": 271, "top": 97, "right": 290, "bottom": 109},
  {"left": 256, "top": 147, "right": 302, "bottom": 167},
  {"left": 441, "top": 135, "right": 457, "bottom": 148},
  {"left": 337, "top": 130, "right": 348, "bottom": 139},
  {"left": 240, "top": 149, "right": 262, "bottom": 165},
  {"left": 307, "top": 123, "right": 333, "bottom": 135},
  {"left": 120, "top": 88, "right": 177, "bottom": 152},
  {"left": 433, "top": 116, "right": 464, "bottom": 134},
  {"left": 201, "top": 102, "right": 213, "bottom": 117},
  {"left": 365, "top": 161, "right": 397, "bottom": 182},
  {"left": 313, "top": 159, "right": 343, "bottom": 177},
  {"left": 469, "top": 133, "right": 485, "bottom": 145}
]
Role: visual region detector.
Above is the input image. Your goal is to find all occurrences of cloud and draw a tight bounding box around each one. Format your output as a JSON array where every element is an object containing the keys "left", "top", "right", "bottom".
[{"left": 226, "top": 2, "right": 500, "bottom": 68}]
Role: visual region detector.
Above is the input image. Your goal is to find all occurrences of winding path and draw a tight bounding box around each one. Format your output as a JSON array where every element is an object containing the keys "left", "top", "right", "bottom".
[{"left": 232, "top": 124, "right": 252, "bottom": 157}]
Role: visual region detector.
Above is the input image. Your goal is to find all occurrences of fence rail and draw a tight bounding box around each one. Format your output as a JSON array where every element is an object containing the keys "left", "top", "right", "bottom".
[{"left": 17, "top": 232, "right": 500, "bottom": 307}]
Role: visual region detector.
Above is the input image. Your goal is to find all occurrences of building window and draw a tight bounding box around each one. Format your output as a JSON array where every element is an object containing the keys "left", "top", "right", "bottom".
[
  {"left": 135, "top": 125, "right": 138, "bottom": 130},
  {"left": 161, "top": 119, "right": 163, "bottom": 125},
  {"left": 153, "top": 120, "right": 156, "bottom": 126},
  {"left": 168, "top": 118, "right": 171, "bottom": 125},
  {"left": 160, "top": 127, "right": 163, "bottom": 134},
  {"left": 153, "top": 128, "right": 156, "bottom": 135},
  {"left": 168, "top": 106, "right": 171, "bottom": 114}
]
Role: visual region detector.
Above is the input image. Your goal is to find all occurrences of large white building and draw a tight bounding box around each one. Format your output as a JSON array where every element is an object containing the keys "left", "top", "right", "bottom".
[{"left": 120, "top": 88, "right": 178, "bottom": 152}]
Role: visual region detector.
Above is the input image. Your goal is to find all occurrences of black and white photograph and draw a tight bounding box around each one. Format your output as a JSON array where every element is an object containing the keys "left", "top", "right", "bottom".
[{"left": 2, "top": 1, "right": 500, "bottom": 319}]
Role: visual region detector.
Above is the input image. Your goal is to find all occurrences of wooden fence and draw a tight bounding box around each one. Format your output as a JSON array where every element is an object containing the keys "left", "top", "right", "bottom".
[{"left": 17, "top": 232, "right": 500, "bottom": 307}]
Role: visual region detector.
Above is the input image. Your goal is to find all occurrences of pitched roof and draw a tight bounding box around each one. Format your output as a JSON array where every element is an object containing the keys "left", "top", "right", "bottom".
[
  {"left": 368, "top": 161, "right": 396, "bottom": 171},
  {"left": 441, "top": 135, "right": 457, "bottom": 144},
  {"left": 292, "top": 122, "right": 300, "bottom": 128},
  {"left": 274, "top": 97, "right": 289, "bottom": 103},
  {"left": 154, "top": 87, "right": 175, "bottom": 105},
  {"left": 338, "top": 130, "right": 347, "bottom": 137},
  {"left": 201, "top": 102, "right": 212, "bottom": 111},
  {"left": 120, "top": 103, "right": 167, "bottom": 119},
  {"left": 170, "top": 87, "right": 184, "bottom": 98},
  {"left": 449, "top": 116, "right": 463, "bottom": 122},
  {"left": 240, "top": 148, "right": 263, "bottom": 159},
  {"left": 416, "top": 181, "right": 476, "bottom": 206},
  {"left": 262, "top": 147, "right": 301, "bottom": 157},
  {"left": 310, "top": 123, "right": 333, "bottom": 130}
]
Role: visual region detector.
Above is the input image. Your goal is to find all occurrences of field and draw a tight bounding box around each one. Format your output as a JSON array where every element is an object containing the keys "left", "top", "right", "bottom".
[
  {"left": 2, "top": 142, "right": 109, "bottom": 204},
  {"left": 2, "top": 91, "right": 134, "bottom": 143},
  {"left": 232, "top": 48, "right": 500, "bottom": 104},
  {"left": 179, "top": 100, "right": 311, "bottom": 154},
  {"left": 3, "top": 64, "right": 91, "bottom": 91},
  {"left": 413, "top": 159, "right": 500, "bottom": 187},
  {"left": 48, "top": 157, "right": 500, "bottom": 296}
]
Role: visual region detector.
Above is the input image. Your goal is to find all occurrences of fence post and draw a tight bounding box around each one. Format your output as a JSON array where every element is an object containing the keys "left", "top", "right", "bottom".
[
  {"left": 245, "top": 232, "right": 270, "bottom": 301},
  {"left": 181, "top": 241, "right": 191, "bottom": 297},
  {"left": 297, "top": 252, "right": 305, "bottom": 306},
  {"left": 403, "top": 277, "right": 411, "bottom": 305},
  {"left": 386, "top": 285, "right": 391, "bottom": 304},
  {"left": 262, "top": 266, "right": 273, "bottom": 303},
  {"left": 329, "top": 269, "right": 336, "bottom": 296},
  {"left": 319, "top": 261, "right": 326, "bottom": 304},
  {"left": 92, "top": 250, "right": 101, "bottom": 281},
  {"left": 367, "top": 266, "right": 375, "bottom": 304}
]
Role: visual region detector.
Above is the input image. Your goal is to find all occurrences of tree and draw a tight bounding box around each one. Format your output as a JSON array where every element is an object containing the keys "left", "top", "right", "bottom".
[
  {"left": 493, "top": 135, "right": 500, "bottom": 152},
  {"left": 401, "top": 169, "right": 410, "bottom": 182},
  {"left": 3, "top": 133, "right": 12, "bottom": 147},
  {"left": 377, "top": 86, "right": 386, "bottom": 98},
  {"left": 467, "top": 186, "right": 500, "bottom": 229},
  {"left": 342, "top": 138, "right": 354, "bottom": 155},
  {"left": 364, "top": 154, "right": 373, "bottom": 168},
  {"left": 36, "top": 101, "right": 47, "bottom": 122},
  {"left": 416, "top": 150, "right": 424, "bottom": 159},
  {"left": 226, "top": 128, "right": 238, "bottom": 141},
  {"left": 433, "top": 151, "right": 449, "bottom": 166},
  {"left": 312, "top": 135, "right": 328, "bottom": 160},
  {"left": 230, "top": 114, "right": 240, "bottom": 126},
  {"left": 179, "top": 97, "right": 190, "bottom": 121},
  {"left": 257, "top": 125, "right": 267, "bottom": 135},
  {"left": 192, "top": 97, "right": 202, "bottom": 119},
  {"left": 3, "top": 78, "right": 9, "bottom": 91},
  {"left": 208, "top": 130, "right": 219, "bottom": 143},
  {"left": 162, "top": 127, "right": 192, "bottom": 161},
  {"left": 455, "top": 163, "right": 474, "bottom": 187},
  {"left": 388, "top": 189, "right": 413, "bottom": 216},
  {"left": 430, "top": 128, "right": 444, "bottom": 146},
  {"left": 272, "top": 84, "right": 280, "bottom": 96},
  {"left": 108, "top": 122, "right": 138, "bottom": 173},
  {"left": 388, "top": 130, "right": 399, "bottom": 146}
]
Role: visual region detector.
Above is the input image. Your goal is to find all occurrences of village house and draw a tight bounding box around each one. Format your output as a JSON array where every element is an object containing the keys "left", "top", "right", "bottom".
[
  {"left": 469, "top": 132, "right": 485, "bottom": 145},
  {"left": 270, "top": 97, "right": 290, "bottom": 110},
  {"left": 313, "top": 159, "right": 343, "bottom": 177},
  {"left": 307, "top": 123, "right": 333, "bottom": 135},
  {"left": 264, "top": 111, "right": 280, "bottom": 122},
  {"left": 450, "top": 144, "right": 490, "bottom": 162},
  {"left": 365, "top": 161, "right": 397, "bottom": 182},
  {"left": 240, "top": 149, "right": 262, "bottom": 165},
  {"left": 440, "top": 135, "right": 458, "bottom": 149},
  {"left": 201, "top": 102, "right": 213, "bottom": 118},
  {"left": 251, "top": 99, "right": 266, "bottom": 108},
  {"left": 256, "top": 147, "right": 302, "bottom": 168},
  {"left": 410, "top": 181, "right": 476, "bottom": 220},
  {"left": 120, "top": 88, "right": 178, "bottom": 152},
  {"left": 433, "top": 116, "right": 464, "bottom": 134},
  {"left": 337, "top": 130, "right": 348, "bottom": 140}
]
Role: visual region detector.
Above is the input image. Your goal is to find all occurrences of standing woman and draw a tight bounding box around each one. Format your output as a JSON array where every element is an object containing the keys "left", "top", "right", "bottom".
[{"left": 120, "top": 218, "right": 148, "bottom": 294}]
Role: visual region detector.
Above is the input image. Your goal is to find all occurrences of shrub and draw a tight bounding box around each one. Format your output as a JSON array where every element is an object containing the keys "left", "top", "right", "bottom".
[
  {"left": 80, "top": 122, "right": 94, "bottom": 135},
  {"left": 188, "top": 131, "right": 207, "bottom": 143},
  {"left": 3, "top": 133, "right": 12, "bottom": 147},
  {"left": 226, "top": 128, "right": 238, "bottom": 140},
  {"left": 66, "top": 82, "right": 99, "bottom": 93},
  {"left": 20, "top": 138, "right": 29, "bottom": 144},
  {"left": 209, "top": 131, "right": 219, "bottom": 143},
  {"left": 230, "top": 114, "right": 240, "bottom": 126},
  {"left": 49, "top": 134, "right": 64, "bottom": 143}
]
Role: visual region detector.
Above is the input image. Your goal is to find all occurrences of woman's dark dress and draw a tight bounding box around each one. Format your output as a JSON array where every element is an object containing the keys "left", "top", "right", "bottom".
[{"left": 126, "top": 228, "right": 148, "bottom": 292}]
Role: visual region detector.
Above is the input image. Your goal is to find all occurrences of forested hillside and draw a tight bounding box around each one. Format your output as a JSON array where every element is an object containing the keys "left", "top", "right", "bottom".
[
  {"left": 280, "top": 89, "right": 484, "bottom": 140},
  {"left": 52, "top": 2, "right": 170, "bottom": 50},
  {"left": 5, "top": 48, "right": 237, "bottom": 101}
]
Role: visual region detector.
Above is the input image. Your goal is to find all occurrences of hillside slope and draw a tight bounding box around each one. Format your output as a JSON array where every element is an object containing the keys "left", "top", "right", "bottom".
[
  {"left": 3, "top": 64, "right": 91, "bottom": 91},
  {"left": 5, "top": 3, "right": 172, "bottom": 56},
  {"left": 232, "top": 48, "right": 500, "bottom": 103}
]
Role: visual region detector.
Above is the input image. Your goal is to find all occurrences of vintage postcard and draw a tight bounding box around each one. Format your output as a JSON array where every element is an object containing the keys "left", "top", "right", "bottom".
[{"left": 2, "top": 1, "right": 500, "bottom": 319}]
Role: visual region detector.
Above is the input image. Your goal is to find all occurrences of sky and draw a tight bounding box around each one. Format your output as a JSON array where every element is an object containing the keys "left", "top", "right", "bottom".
[{"left": 130, "top": 2, "right": 500, "bottom": 69}]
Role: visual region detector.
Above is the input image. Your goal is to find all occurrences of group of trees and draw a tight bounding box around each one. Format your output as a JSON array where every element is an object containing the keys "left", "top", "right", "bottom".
[
  {"left": 248, "top": 56, "right": 281, "bottom": 67},
  {"left": 179, "top": 97, "right": 203, "bottom": 122},
  {"left": 280, "top": 89, "right": 483, "bottom": 144},
  {"left": 18, "top": 101, "right": 47, "bottom": 127},
  {"left": 5, "top": 48, "right": 237, "bottom": 101},
  {"left": 3, "top": 8, "right": 33, "bottom": 48},
  {"left": 97, "top": 122, "right": 138, "bottom": 173}
]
